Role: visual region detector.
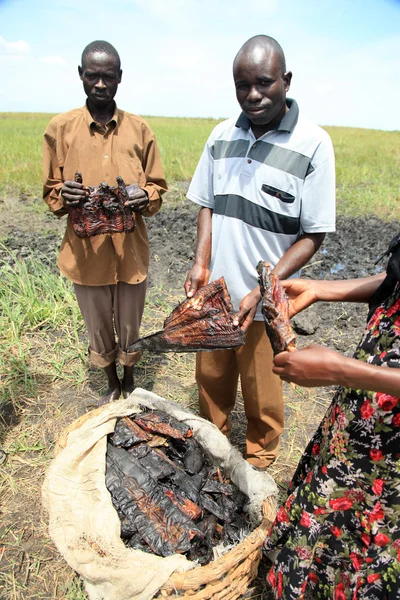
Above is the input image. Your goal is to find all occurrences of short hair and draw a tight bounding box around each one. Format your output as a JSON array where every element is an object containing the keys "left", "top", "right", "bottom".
[
  {"left": 81, "top": 40, "right": 121, "bottom": 70},
  {"left": 234, "top": 35, "right": 286, "bottom": 74}
]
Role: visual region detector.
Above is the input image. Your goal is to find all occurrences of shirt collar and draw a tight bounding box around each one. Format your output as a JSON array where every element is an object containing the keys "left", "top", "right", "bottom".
[
  {"left": 235, "top": 98, "right": 299, "bottom": 134},
  {"left": 84, "top": 101, "right": 119, "bottom": 134}
]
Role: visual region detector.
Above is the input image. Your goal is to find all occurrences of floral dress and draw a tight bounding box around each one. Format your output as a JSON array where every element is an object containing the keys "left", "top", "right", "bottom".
[{"left": 264, "top": 280, "right": 400, "bottom": 599}]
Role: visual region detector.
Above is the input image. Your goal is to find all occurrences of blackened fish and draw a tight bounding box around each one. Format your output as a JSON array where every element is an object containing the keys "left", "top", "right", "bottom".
[
  {"left": 126, "top": 278, "right": 245, "bottom": 354},
  {"left": 111, "top": 417, "right": 152, "bottom": 447},
  {"left": 133, "top": 411, "right": 192, "bottom": 440},
  {"left": 183, "top": 438, "right": 206, "bottom": 475},
  {"left": 257, "top": 261, "right": 296, "bottom": 355},
  {"left": 163, "top": 487, "right": 203, "bottom": 520},
  {"left": 106, "top": 445, "right": 203, "bottom": 556},
  {"left": 199, "top": 493, "right": 226, "bottom": 521}
]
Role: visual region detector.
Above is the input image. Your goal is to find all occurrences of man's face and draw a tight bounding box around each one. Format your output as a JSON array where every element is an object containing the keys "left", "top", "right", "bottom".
[
  {"left": 78, "top": 51, "right": 122, "bottom": 107},
  {"left": 233, "top": 48, "right": 291, "bottom": 130}
]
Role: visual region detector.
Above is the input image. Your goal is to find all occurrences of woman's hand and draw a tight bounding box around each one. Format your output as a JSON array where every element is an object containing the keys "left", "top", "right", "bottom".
[
  {"left": 281, "top": 279, "right": 319, "bottom": 318},
  {"left": 273, "top": 345, "right": 344, "bottom": 387}
]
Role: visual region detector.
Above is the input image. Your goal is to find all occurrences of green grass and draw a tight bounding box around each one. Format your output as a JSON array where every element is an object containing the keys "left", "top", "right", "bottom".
[
  {"left": 0, "top": 112, "right": 399, "bottom": 217},
  {"left": 0, "top": 250, "right": 86, "bottom": 404}
]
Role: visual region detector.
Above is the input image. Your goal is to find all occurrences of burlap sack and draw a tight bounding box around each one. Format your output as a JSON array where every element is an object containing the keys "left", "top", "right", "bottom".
[{"left": 42, "top": 389, "right": 278, "bottom": 600}]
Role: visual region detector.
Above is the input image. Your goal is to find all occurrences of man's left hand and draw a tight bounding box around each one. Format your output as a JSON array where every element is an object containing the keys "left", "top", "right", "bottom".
[
  {"left": 124, "top": 185, "right": 150, "bottom": 212},
  {"left": 233, "top": 286, "right": 261, "bottom": 331}
]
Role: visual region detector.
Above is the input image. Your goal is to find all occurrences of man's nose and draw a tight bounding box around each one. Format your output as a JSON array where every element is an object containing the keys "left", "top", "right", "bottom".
[
  {"left": 95, "top": 78, "right": 106, "bottom": 89},
  {"left": 247, "top": 86, "right": 262, "bottom": 102}
]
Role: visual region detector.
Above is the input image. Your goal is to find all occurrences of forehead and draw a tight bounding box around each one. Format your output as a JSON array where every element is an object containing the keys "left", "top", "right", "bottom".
[
  {"left": 82, "top": 51, "right": 119, "bottom": 72},
  {"left": 233, "top": 48, "right": 281, "bottom": 80}
]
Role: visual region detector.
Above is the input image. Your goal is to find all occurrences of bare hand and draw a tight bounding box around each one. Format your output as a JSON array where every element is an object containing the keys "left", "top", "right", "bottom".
[
  {"left": 184, "top": 264, "right": 210, "bottom": 298},
  {"left": 273, "top": 344, "right": 344, "bottom": 387},
  {"left": 124, "top": 185, "right": 149, "bottom": 212},
  {"left": 232, "top": 287, "right": 262, "bottom": 331},
  {"left": 281, "top": 279, "right": 319, "bottom": 318},
  {"left": 61, "top": 180, "right": 88, "bottom": 207}
]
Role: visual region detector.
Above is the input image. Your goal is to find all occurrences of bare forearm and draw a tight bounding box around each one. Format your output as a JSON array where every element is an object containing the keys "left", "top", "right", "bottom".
[
  {"left": 194, "top": 207, "right": 213, "bottom": 267},
  {"left": 338, "top": 356, "right": 400, "bottom": 397},
  {"left": 273, "top": 233, "right": 325, "bottom": 280},
  {"left": 315, "top": 274, "right": 385, "bottom": 304}
]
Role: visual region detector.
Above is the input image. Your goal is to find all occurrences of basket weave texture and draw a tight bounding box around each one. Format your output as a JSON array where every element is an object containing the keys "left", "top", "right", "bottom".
[{"left": 53, "top": 397, "right": 276, "bottom": 600}]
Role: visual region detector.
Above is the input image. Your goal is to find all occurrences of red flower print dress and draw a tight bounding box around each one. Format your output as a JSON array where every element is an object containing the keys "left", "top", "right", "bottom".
[{"left": 264, "top": 280, "right": 400, "bottom": 599}]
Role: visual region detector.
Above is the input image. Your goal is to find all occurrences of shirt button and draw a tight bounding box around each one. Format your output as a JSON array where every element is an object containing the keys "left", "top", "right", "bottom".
[
  {"left": 252, "top": 144, "right": 257, "bottom": 149},
  {"left": 247, "top": 158, "right": 252, "bottom": 164},
  {"left": 104, "top": 154, "right": 108, "bottom": 159}
]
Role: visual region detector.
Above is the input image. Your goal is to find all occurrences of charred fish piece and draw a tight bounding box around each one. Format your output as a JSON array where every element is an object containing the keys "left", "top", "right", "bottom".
[
  {"left": 126, "top": 278, "right": 245, "bottom": 354},
  {"left": 110, "top": 417, "right": 152, "bottom": 447},
  {"left": 201, "top": 479, "right": 235, "bottom": 496},
  {"left": 136, "top": 447, "right": 177, "bottom": 481},
  {"left": 126, "top": 533, "right": 153, "bottom": 553},
  {"left": 199, "top": 493, "right": 226, "bottom": 521},
  {"left": 163, "top": 487, "right": 203, "bottom": 520},
  {"left": 69, "top": 173, "right": 135, "bottom": 238},
  {"left": 183, "top": 438, "right": 206, "bottom": 475},
  {"left": 257, "top": 261, "right": 296, "bottom": 355},
  {"left": 172, "top": 470, "right": 205, "bottom": 504},
  {"left": 133, "top": 411, "right": 192, "bottom": 440},
  {"left": 106, "top": 445, "right": 203, "bottom": 556},
  {"left": 120, "top": 516, "right": 138, "bottom": 539}
]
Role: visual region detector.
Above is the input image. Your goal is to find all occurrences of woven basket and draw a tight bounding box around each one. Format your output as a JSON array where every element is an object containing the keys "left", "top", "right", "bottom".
[{"left": 55, "top": 402, "right": 276, "bottom": 600}]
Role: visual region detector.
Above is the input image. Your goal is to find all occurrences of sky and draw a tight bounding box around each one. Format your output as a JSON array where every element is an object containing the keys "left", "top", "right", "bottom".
[{"left": 1, "top": 0, "right": 400, "bottom": 130}]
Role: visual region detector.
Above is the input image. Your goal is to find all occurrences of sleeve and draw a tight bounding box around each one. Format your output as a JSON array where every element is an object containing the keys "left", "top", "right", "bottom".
[
  {"left": 186, "top": 131, "right": 215, "bottom": 209},
  {"left": 300, "top": 134, "right": 336, "bottom": 234},
  {"left": 140, "top": 124, "right": 168, "bottom": 217},
  {"left": 42, "top": 119, "right": 67, "bottom": 217}
]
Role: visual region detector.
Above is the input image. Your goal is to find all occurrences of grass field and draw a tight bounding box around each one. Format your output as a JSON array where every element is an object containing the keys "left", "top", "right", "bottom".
[
  {"left": 0, "top": 112, "right": 399, "bottom": 217},
  {"left": 0, "top": 113, "right": 399, "bottom": 599}
]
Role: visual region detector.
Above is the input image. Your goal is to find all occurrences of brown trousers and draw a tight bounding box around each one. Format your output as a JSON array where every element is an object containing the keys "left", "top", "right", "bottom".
[
  {"left": 196, "top": 321, "right": 283, "bottom": 468},
  {"left": 74, "top": 280, "right": 147, "bottom": 368}
]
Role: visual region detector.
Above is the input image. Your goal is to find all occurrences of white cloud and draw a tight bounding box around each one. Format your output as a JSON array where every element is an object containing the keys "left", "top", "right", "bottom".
[
  {"left": 0, "top": 36, "right": 30, "bottom": 55},
  {"left": 41, "top": 55, "right": 67, "bottom": 66}
]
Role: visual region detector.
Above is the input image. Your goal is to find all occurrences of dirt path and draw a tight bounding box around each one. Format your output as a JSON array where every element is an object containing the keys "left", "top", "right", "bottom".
[{"left": 0, "top": 187, "right": 399, "bottom": 599}]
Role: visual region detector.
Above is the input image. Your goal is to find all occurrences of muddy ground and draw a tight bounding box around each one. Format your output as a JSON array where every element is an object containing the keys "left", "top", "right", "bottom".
[{"left": 0, "top": 186, "right": 399, "bottom": 599}]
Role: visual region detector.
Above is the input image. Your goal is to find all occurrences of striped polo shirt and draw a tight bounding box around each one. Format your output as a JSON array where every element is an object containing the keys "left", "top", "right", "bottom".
[{"left": 187, "top": 99, "right": 336, "bottom": 320}]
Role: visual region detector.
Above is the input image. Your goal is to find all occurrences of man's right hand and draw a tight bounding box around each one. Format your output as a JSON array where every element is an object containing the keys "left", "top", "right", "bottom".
[
  {"left": 61, "top": 180, "right": 88, "bottom": 207},
  {"left": 184, "top": 264, "right": 210, "bottom": 298}
]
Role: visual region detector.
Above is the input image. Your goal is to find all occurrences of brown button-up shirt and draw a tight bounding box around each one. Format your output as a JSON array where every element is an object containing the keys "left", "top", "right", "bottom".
[{"left": 43, "top": 104, "right": 167, "bottom": 285}]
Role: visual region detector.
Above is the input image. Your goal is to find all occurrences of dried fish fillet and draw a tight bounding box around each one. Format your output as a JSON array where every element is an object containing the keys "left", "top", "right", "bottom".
[
  {"left": 127, "top": 278, "right": 245, "bottom": 353},
  {"left": 134, "top": 411, "right": 193, "bottom": 440},
  {"left": 257, "top": 261, "right": 296, "bottom": 355},
  {"left": 111, "top": 417, "right": 152, "bottom": 447}
]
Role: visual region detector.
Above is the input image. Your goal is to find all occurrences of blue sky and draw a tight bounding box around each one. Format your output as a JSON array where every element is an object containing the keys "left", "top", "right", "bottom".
[{"left": 1, "top": 0, "right": 400, "bottom": 130}]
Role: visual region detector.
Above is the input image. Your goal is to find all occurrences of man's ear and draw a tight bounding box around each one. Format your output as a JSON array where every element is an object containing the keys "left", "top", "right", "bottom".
[
  {"left": 78, "top": 65, "right": 83, "bottom": 81},
  {"left": 283, "top": 71, "right": 292, "bottom": 92},
  {"left": 118, "top": 69, "right": 123, "bottom": 84}
]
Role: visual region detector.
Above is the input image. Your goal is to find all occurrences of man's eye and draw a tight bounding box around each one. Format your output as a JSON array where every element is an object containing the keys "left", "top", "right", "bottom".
[{"left": 236, "top": 83, "right": 248, "bottom": 90}]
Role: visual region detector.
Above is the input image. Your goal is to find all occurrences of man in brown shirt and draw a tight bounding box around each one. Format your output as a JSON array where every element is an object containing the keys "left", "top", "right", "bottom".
[{"left": 43, "top": 40, "right": 167, "bottom": 403}]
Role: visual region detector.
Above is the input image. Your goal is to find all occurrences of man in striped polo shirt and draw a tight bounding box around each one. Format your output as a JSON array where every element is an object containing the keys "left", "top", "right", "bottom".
[{"left": 185, "top": 35, "right": 335, "bottom": 469}]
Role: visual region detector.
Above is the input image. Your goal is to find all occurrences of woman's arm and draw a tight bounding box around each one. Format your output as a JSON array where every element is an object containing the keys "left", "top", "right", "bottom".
[
  {"left": 273, "top": 345, "right": 400, "bottom": 397},
  {"left": 282, "top": 274, "right": 385, "bottom": 318}
]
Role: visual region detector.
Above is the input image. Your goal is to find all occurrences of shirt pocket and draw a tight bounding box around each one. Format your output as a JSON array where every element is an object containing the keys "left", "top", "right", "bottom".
[{"left": 261, "top": 184, "right": 295, "bottom": 204}]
